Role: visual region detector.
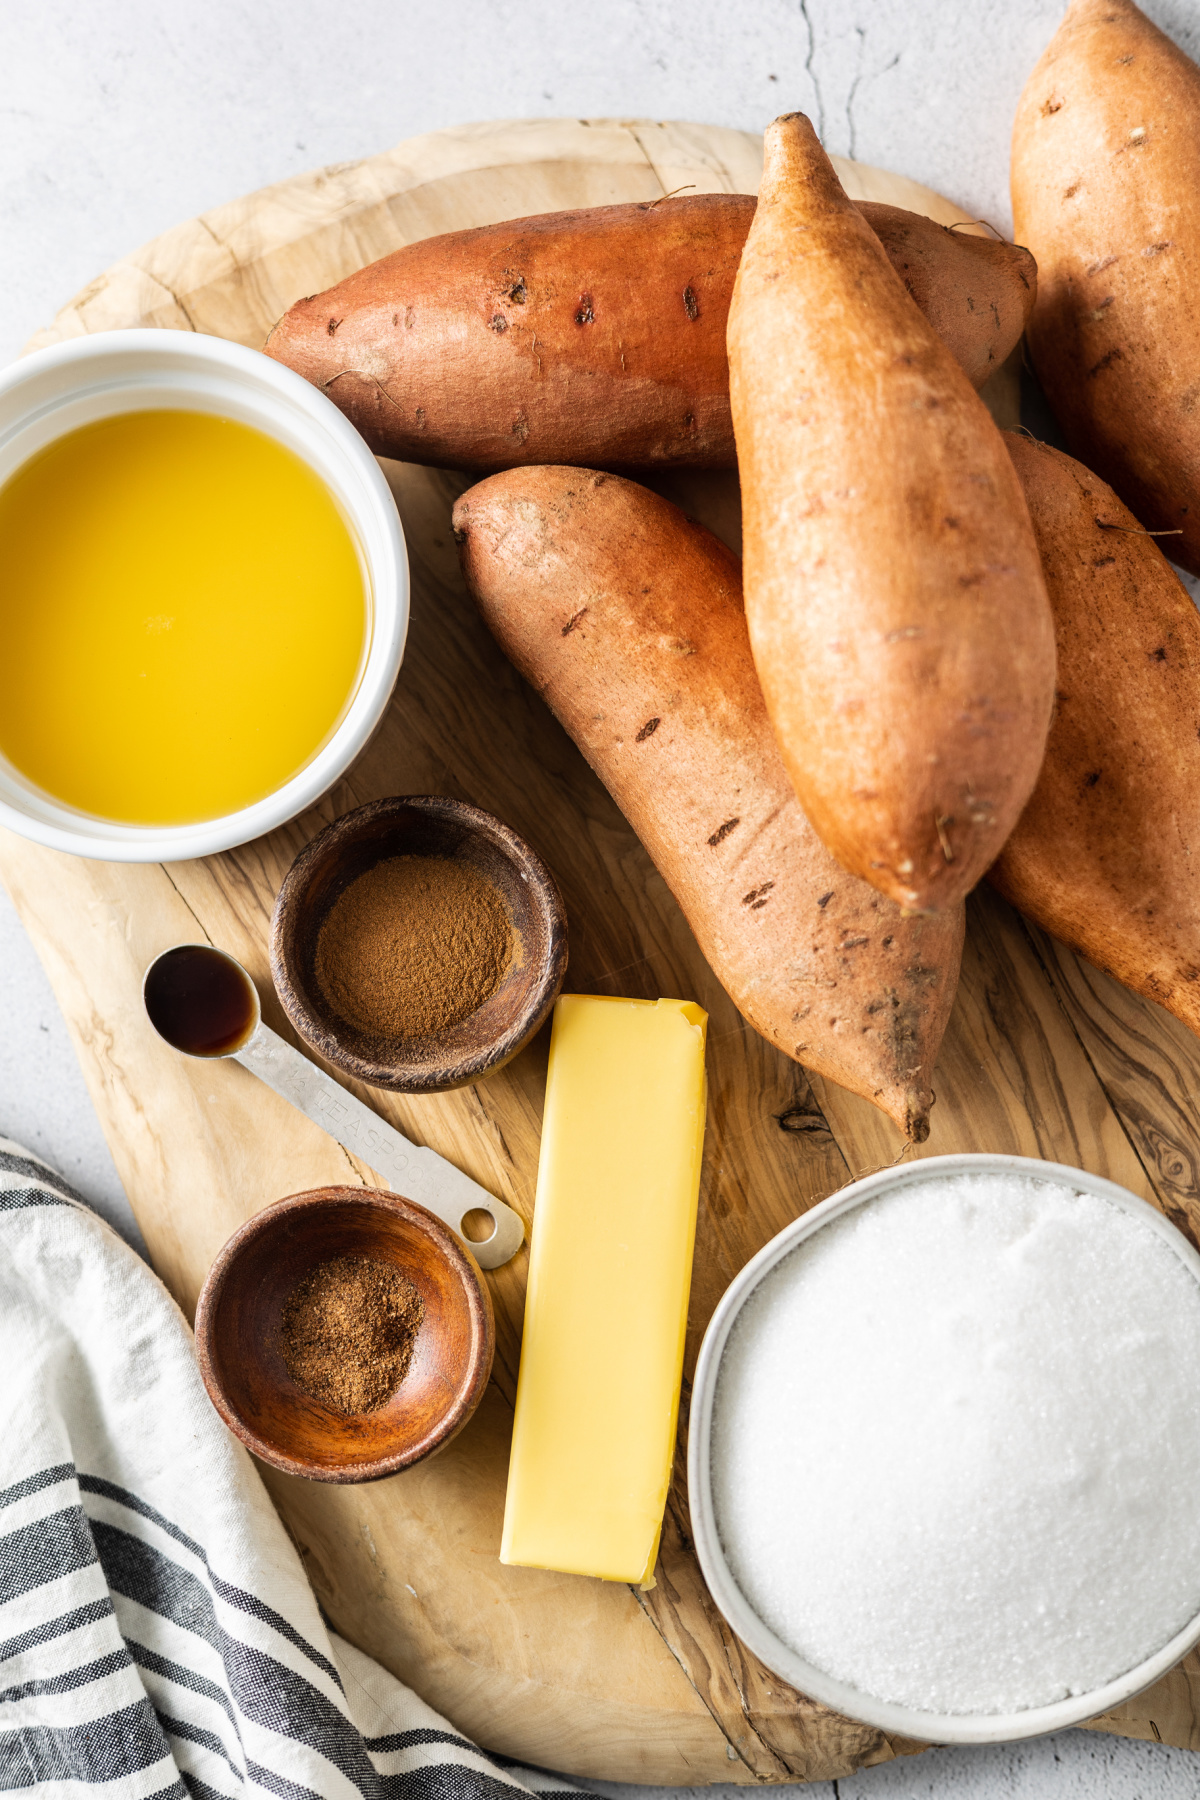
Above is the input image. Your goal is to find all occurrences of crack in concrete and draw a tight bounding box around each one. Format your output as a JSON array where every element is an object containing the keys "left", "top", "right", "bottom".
[
  {"left": 798, "top": 0, "right": 826, "bottom": 144},
  {"left": 848, "top": 47, "right": 901, "bottom": 162},
  {"left": 845, "top": 27, "right": 866, "bottom": 161}
]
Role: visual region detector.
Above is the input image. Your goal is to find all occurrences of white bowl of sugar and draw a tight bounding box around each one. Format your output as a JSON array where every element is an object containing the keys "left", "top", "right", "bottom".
[{"left": 688, "top": 1153, "right": 1200, "bottom": 1744}]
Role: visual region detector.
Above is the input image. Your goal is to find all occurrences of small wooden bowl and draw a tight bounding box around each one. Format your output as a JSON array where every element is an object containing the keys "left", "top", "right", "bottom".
[
  {"left": 194, "top": 1186, "right": 495, "bottom": 1483},
  {"left": 270, "top": 794, "right": 568, "bottom": 1092}
]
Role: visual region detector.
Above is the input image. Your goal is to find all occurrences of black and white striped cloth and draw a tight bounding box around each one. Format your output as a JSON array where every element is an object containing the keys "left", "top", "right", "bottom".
[{"left": 0, "top": 1140, "right": 589, "bottom": 1800}]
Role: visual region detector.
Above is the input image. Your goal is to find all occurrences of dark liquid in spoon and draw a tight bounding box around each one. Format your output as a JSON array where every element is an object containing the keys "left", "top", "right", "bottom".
[{"left": 144, "top": 944, "right": 257, "bottom": 1056}]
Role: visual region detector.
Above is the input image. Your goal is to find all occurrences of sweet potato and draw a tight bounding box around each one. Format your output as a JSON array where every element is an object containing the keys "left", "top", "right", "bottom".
[
  {"left": 452, "top": 466, "right": 964, "bottom": 1141},
  {"left": 264, "top": 193, "right": 1035, "bottom": 473},
  {"left": 1013, "top": 0, "right": 1200, "bottom": 576},
  {"left": 991, "top": 433, "right": 1200, "bottom": 1036},
  {"left": 728, "top": 115, "right": 1056, "bottom": 914}
]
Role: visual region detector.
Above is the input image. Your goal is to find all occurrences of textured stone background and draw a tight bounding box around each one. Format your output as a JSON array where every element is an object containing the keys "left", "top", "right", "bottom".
[{"left": 5, "top": 2, "right": 1200, "bottom": 1790}]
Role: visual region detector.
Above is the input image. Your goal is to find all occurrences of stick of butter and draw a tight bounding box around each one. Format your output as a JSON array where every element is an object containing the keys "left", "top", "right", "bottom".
[{"left": 501, "top": 994, "right": 708, "bottom": 1586}]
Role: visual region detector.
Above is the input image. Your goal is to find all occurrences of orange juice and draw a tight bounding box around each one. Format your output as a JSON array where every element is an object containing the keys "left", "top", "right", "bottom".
[{"left": 0, "top": 409, "right": 367, "bottom": 825}]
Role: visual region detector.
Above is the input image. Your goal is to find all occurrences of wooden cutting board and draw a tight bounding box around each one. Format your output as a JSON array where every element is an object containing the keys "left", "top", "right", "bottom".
[{"left": 6, "top": 117, "right": 1200, "bottom": 1783}]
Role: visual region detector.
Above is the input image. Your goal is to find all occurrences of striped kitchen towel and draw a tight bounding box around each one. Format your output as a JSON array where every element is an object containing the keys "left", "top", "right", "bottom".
[{"left": 0, "top": 1140, "right": 589, "bottom": 1800}]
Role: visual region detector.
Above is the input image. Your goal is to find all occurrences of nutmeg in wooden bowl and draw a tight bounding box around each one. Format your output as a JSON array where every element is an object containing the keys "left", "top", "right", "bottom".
[
  {"left": 270, "top": 794, "right": 568, "bottom": 1092},
  {"left": 194, "top": 1186, "right": 495, "bottom": 1483}
]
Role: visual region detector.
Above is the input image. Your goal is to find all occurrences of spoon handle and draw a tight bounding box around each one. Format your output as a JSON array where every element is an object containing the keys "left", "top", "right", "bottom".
[{"left": 234, "top": 1023, "right": 525, "bottom": 1269}]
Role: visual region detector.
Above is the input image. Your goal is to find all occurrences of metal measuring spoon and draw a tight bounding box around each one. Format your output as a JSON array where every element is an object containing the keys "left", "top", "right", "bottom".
[{"left": 142, "top": 942, "right": 525, "bottom": 1269}]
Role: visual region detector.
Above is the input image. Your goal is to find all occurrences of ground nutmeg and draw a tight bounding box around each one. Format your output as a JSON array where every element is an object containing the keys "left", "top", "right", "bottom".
[
  {"left": 314, "top": 853, "right": 516, "bottom": 1040},
  {"left": 280, "top": 1253, "right": 424, "bottom": 1414}
]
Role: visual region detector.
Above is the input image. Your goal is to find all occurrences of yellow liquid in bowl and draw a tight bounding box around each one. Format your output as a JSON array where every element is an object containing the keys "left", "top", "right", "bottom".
[{"left": 0, "top": 409, "right": 368, "bottom": 826}]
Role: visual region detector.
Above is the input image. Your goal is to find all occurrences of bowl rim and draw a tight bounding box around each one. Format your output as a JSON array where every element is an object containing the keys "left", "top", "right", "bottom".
[
  {"left": 194, "top": 1184, "right": 495, "bottom": 1484},
  {"left": 687, "top": 1150, "right": 1200, "bottom": 1745},
  {"left": 0, "top": 328, "right": 408, "bottom": 863},
  {"left": 269, "top": 792, "right": 569, "bottom": 1093}
]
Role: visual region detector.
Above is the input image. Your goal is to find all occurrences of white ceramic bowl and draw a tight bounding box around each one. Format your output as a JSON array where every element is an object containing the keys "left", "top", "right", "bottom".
[
  {"left": 688, "top": 1152, "right": 1200, "bottom": 1745},
  {"left": 0, "top": 329, "right": 408, "bottom": 861}
]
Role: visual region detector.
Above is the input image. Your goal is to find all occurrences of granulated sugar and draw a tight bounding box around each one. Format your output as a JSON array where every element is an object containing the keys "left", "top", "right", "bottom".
[{"left": 710, "top": 1172, "right": 1200, "bottom": 1715}]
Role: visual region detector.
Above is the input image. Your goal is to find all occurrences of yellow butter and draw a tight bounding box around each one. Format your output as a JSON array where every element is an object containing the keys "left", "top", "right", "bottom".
[{"left": 501, "top": 994, "right": 708, "bottom": 1584}]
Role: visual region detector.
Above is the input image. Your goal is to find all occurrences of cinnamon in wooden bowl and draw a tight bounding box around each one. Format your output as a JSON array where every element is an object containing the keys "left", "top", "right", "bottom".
[
  {"left": 279, "top": 1252, "right": 425, "bottom": 1414},
  {"left": 270, "top": 794, "right": 568, "bottom": 1092},
  {"left": 195, "top": 1186, "right": 493, "bottom": 1483},
  {"left": 312, "top": 853, "right": 515, "bottom": 1043}
]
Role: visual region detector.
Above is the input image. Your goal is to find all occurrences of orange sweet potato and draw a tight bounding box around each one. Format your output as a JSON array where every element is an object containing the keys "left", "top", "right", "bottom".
[
  {"left": 1013, "top": 0, "right": 1200, "bottom": 576},
  {"left": 728, "top": 115, "right": 1056, "bottom": 914},
  {"left": 991, "top": 433, "right": 1200, "bottom": 1036},
  {"left": 264, "top": 193, "right": 1035, "bottom": 473},
  {"left": 452, "top": 466, "right": 964, "bottom": 1140}
]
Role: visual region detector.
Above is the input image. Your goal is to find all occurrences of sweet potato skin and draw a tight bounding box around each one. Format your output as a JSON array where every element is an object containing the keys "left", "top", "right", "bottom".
[
  {"left": 991, "top": 434, "right": 1200, "bottom": 1035},
  {"left": 452, "top": 466, "right": 965, "bottom": 1140},
  {"left": 876, "top": 205, "right": 1035, "bottom": 389},
  {"left": 264, "top": 193, "right": 1035, "bottom": 473},
  {"left": 728, "top": 115, "right": 1056, "bottom": 914},
  {"left": 1012, "top": 0, "right": 1200, "bottom": 576}
]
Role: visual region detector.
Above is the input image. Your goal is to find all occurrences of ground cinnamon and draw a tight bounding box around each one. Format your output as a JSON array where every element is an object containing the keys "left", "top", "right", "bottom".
[
  {"left": 279, "top": 1254, "right": 424, "bottom": 1414},
  {"left": 314, "top": 853, "right": 515, "bottom": 1040}
]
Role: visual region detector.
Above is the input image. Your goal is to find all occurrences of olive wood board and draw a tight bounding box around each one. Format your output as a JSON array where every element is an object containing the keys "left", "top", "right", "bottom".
[{"left": 4, "top": 116, "right": 1199, "bottom": 1783}]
